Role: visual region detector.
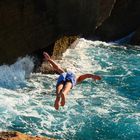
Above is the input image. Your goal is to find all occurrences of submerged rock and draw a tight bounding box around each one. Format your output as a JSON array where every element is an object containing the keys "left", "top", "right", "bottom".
[{"left": 0, "top": 131, "right": 54, "bottom": 140}]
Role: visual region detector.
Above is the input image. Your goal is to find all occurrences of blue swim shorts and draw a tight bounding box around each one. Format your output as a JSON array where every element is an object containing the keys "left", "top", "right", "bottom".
[{"left": 56, "top": 71, "right": 76, "bottom": 88}]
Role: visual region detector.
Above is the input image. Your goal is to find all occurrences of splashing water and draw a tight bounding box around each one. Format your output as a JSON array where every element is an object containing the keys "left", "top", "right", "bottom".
[
  {"left": 0, "top": 39, "right": 140, "bottom": 140},
  {"left": 0, "top": 56, "right": 34, "bottom": 89}
]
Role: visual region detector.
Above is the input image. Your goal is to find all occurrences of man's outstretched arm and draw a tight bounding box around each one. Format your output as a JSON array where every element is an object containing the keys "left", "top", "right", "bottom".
[
  {"left": 43, "top": 52, "right": 65, "bottom": 74},
  {"left": 76, "top": 74, "right": 101, "bottom": 84}
]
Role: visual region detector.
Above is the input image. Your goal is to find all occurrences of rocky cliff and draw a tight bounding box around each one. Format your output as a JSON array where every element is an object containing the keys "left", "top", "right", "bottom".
[
  {"left": 0, "top": 0, "right": 115, "bottom": 64},
  {"left": 0, "top": 0, "right": 139, "bottom": 65}
]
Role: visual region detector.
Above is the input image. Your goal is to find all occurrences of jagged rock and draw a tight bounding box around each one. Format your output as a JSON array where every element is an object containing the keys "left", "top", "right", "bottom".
[
  {"left": 0, "top": 131, "right": 54, "bottom": 140},
  {"left": 40, "top": 36, "right": 78, "bottom": 74},
  {"left": 52, "top": 36, "right": 78, "bottom": 60}
]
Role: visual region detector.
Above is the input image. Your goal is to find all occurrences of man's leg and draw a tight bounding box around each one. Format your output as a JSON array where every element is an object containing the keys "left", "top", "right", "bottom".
[
  {"left": 54, "top": 83, "right": 64, "bottom": 110},
  {"left": 60, "top": 81, "right": 72, "bottom": 106}
]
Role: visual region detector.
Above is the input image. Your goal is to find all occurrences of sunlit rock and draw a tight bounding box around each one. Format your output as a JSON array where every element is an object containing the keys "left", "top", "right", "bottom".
[{"left": 0, "top": 131, "right": 54, "bottom": 140}]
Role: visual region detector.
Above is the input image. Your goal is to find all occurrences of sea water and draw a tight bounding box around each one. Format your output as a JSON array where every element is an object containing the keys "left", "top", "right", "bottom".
[{"left": 0, "top": 39, "right": 140, "bottom": 140}]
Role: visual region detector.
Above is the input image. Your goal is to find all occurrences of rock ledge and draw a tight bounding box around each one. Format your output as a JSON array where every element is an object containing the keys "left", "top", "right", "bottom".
[{"left": 0, "top": 131, "right": 54, "bottom": 140}]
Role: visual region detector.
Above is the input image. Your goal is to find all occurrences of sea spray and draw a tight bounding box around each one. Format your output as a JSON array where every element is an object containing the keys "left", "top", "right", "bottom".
[{"left": 0, "top": 56, "right": 34, "bottom": 89}]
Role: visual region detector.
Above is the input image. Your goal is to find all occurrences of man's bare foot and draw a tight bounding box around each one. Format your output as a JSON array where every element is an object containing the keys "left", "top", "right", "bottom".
[
  {"left": 92, "top": 75, "right": 101, "bottom": 81},
  {"left": 60, "top": 93, "right": 65, "bottom": 106},
  {"left": 54, "top": 96, "right": 60, "bottom": 110}
]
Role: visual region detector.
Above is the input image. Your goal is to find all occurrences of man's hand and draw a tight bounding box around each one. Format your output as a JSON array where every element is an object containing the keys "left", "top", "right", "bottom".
[{"left": 43, "top": 52, "right": 51, "bottom": 61}]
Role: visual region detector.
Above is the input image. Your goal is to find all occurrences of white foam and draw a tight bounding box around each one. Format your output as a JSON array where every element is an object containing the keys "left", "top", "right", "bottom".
[
  {"left": 0, "top": 56, "right": 34, "bottom": 89},
  {"left": 56, "top": 38, "right": 102, "bottom": 75}
]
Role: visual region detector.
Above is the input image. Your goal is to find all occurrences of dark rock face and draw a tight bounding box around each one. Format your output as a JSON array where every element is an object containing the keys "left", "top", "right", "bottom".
[
  {"left": 1, "top": 0, "right": 139, "bottom": 65},
  {"left": 130, "top": 27, "right": 140, "bottom": 45},
  {"left": 0, "top": 0, "right": 115, "bottom": 64},
  {"left": 96, "top": 0, "right": 116, "bottom": 28},
  {"left": 0, "top": 0, "right": 58, "bottom": 64},
  {"left": 95, "top": 0, "right": 140, "bottom": 42}
]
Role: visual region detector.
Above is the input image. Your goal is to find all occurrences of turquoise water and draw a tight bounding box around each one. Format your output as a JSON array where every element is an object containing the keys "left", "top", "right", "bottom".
[{"left": 0, "top": 39, "right": 140, "bottom": 140}]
